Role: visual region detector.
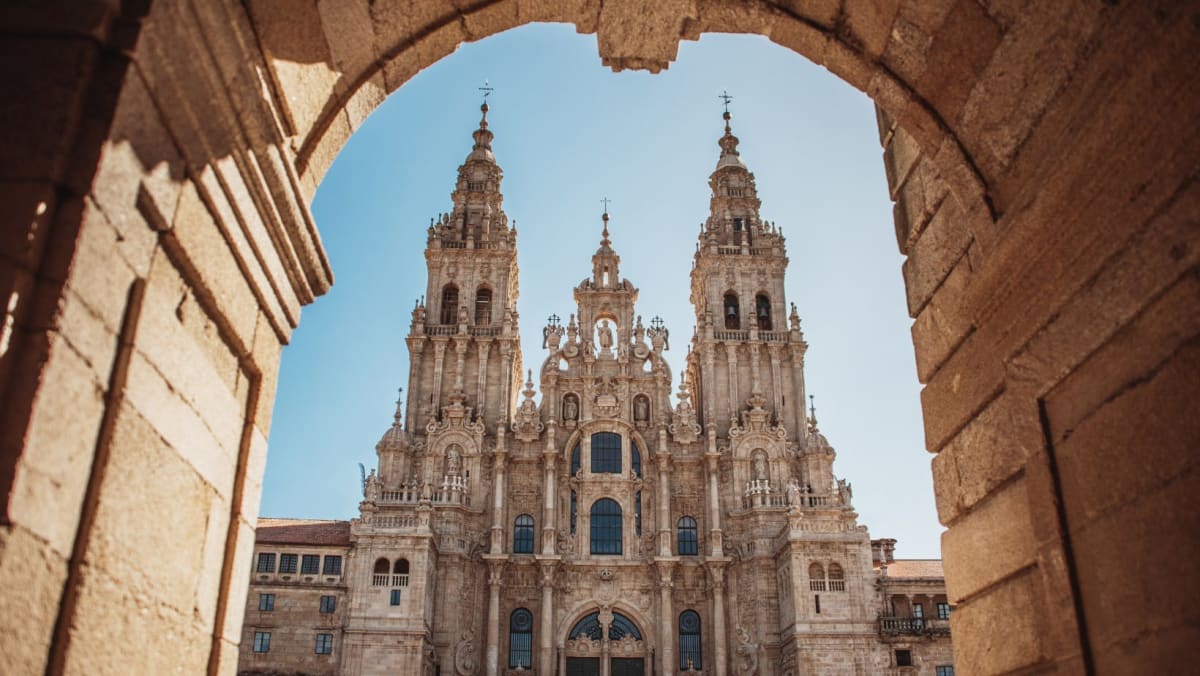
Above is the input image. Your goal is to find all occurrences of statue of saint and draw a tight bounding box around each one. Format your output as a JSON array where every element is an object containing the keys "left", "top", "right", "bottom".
[
  {"left": 753, "top": 452, "right": 769, "bottom": 481},
  {"left": 634, "top": 396, "right": 649, "bottom": 422},
  {"left": 597, "top": 320, "right": 614, "bottom": 350},
  {"left": 365, "top": 469, "right": 381, "bottom": 501},
  {"left": 562, "top": 395, "right": 578, "bottom": 421},
  {"left": 446, "top": 446, "right": 461, "bottom": 475}
]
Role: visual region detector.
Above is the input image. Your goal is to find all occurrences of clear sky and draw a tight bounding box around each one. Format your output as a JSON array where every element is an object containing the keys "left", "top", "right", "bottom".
[{"left": 263, "top": 24, "right": 945, "bottom": 558}]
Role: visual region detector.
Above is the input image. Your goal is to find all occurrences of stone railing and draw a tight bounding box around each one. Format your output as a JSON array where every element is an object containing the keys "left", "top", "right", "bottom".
[
  {"left": 878, "top": 616, "right": 951, "bottom": 636},
  {"left": 714, "top": 330, "right": 749, "bottom": 341},
  {"left": 424, "top": 324, "right": 457, "bottom": 336},
  {"left": 469, "top": 325, "right": 500, "bottom": 336},
  {"left": 367, "top": 514, "right": 419, "bottom": 529},
  {"left": 376, "top": 476, "right": 469, "bottom": 506}
]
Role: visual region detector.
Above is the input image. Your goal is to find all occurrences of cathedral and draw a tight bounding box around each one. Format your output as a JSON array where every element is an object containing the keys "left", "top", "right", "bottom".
[{"left": 237, "top": 102, "right": 954, "bottom": 676}]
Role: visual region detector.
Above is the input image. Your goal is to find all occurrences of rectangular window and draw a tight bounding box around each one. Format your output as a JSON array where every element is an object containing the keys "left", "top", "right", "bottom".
[
  {"left": 390, "top": 589, "right": 402, "bottom": 606},
  {"left": 935, "top": 667, "right": 955, "bottom": 676},
  {"left": 937, "top": 602, "right": 951, "bottom": 620},
  {"left": 590, "top": 432, "right": 622, "bottom": 473},
  {"left": 279, "top": 553, "right": 298, "bottom": 574},
  {"left": 320, "top": 595, "right": 336, "bottom": 614},
  {"left": 301, "top": 554, "right": 320, "bottom": 574},
  {"left": 255, "top": 553, "right": 275, "bottom": 573},
  {"left": 258, "top": 593, "right": 274, "bottom": 612},
  {"left": 896, "top": 650, "right": 913, "bottom": 667},
  {"left": 912, "top": 604, "right": 923, "bottom": 618},
  {"left": 253, "top": 631, "right": 271, "bottom": 653},
  {"left": 814, "top": 595, "right": 820, "bottom": 614},
  {"left": 323, "top": 555, "right": 343, "bottom": 576},
  {"left": 315, "top": 633, "right": 333, "bottom": 655}
]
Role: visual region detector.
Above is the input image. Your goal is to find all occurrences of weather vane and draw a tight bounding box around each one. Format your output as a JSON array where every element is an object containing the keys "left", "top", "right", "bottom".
[
  {"left": 719, "top": 89, "right": 734, "bottom": 113},
  {"left": 479, "top": 79, "right": 494, "bottom": 103},
  {"left": 600, "top": 196, "right": 611, "bottom": 215}
]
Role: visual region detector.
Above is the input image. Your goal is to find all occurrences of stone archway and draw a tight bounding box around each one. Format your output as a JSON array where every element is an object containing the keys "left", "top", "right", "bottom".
[{"left": 0, "top": 1, "right": 1196, "bottom": 674}]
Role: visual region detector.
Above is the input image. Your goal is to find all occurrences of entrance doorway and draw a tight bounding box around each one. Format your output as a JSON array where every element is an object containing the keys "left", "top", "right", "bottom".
[
  {"left": 564, "top": 656, "right": 645, "bottom": 676},
  {"left": 564, "top": 610, "right": 648, "bottom": 676}
]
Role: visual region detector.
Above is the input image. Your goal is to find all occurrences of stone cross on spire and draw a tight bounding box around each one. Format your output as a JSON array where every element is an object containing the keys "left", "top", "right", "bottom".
[
  {"left": 479, "top": 79, "right": 493, "bottom": 103},
  {"left": 719, "top": 89, "right": 733, "bottom": 113}
]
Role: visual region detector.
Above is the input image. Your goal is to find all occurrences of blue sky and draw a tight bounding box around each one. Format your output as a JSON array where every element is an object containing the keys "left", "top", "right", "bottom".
[{"left": 263, "top": 24, "right": 944, "bottom": 558}]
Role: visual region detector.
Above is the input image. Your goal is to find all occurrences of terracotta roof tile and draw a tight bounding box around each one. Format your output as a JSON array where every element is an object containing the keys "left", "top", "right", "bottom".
[
  {"left": 876, "top": 559, "right": 944, "bottom": 579},
  {"left": 255, "top": 518, "right": 351, "bottom": 547}
]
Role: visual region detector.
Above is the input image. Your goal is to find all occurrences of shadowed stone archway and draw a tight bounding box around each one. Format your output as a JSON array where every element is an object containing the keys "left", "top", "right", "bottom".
[{"left": 0, "top": 1, "right": 1196, "bottom": 674}]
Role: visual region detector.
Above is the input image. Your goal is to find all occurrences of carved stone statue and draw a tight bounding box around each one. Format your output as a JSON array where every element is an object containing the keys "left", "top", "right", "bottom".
[
  {"left": 562, "top": 394, "right": 579, "bottom": 421},
  {"left": 786, "top": 478, "right": 801, "bottom": 507},
  {"left": 446, "top": 445, "right": 462, "bottom": 476},
  {"left": 365, "top": 468, "right": 381, "bottom": 501},
  {"left": 734, "top": 625, "right": 760, "bottom": 675},
  {"left": 752, "top": 451, "right": 769, "bottom": 481},
  {"left": 597, "top": 320, "right": 614, "bottom": 350},
  {"left": 634, "top": 395, "right": 649, "bottom": 422}
]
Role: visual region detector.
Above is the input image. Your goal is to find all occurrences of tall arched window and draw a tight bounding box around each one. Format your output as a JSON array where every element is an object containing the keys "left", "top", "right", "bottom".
[
  {"left": 440, "top": 284, "right": 459, "bottom": 324},
  {"left": 591, "top": 432, "right": 621, "bottom": 473},
  {"left": 677, "top": 516, "right": 699, "bottom": 556},
  {"left": 394, "top": 558, "right": 410, "bottom": 586},
  {"left": 755, "top": 293, "right": 772, "bottom": 330},
  {"left": 513, "top": 514, "right": 535, "bottom": 554},
  {"left": 508, "top": 608, "right": 533, "bottom": 669},
  {"left": 609, "top": 612, "right": 642, "bottom": 640},
  {"left": 724, "top": 292, "right": 740, "bottom": 330},
  {"left": 571, "top": 444, "right": 581, "bottom": 476},
  {"left": 570, "top": 490, "right": 577, "bottom": 534},
  {"left": 590, "top": 498, "right": 622, "bottom": 555},
  {"left": 474, "top": 287, "right": 492, "bottom": 325},
  {"left": 809, "top": 562, "right": 826, "bottom": 591},
  {"left": 635, "top": 491, "right": 642, "bottom": 536},
  {"left": 631, "top": 443, "right": 642, "bottom": 478},
  {"left": 372, "top": 558, "right": 389, "bottom": 586},
  {"left": 679, "top": 610, "right": 702, "bottom": 670},
  {"left": 569, "top": 612, "right": 603, "bottom": 640},
  {"left": 828, "top": 563, "right": 845, "bottom": 591}
]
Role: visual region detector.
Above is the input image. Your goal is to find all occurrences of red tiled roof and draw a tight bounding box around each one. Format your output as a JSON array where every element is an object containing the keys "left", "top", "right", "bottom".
[
  {"left": 255, "top": 518, "right": 351, "bottom": 547},
  {"left": 876, "top": 559, "right": 944, "bottom": 579}
]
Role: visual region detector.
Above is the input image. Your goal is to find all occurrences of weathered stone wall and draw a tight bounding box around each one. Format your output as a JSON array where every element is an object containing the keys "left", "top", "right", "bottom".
[{"left": 0, "top": 1, "right": 1195, "bottom": 674}]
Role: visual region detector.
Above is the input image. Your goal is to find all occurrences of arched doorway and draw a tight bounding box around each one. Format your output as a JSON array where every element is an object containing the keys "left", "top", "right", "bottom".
[
  {"left": 564, "top": 610, "right": 648, "bottom": 676},
  {"left": 0, "top": 2, "right": 1195, "bottom": 675}
]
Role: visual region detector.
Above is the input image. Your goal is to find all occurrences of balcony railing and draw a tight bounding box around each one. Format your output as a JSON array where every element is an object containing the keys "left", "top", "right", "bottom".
[{"left": 878, "top": 616, "right": 951, "bottom": 636}]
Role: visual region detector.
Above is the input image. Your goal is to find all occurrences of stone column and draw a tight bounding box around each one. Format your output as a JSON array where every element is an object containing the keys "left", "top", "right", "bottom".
[
  {"left": 709, "top": 565, "right": 728, "bottom": 676},
  {"left": 432, "top": 339, "right": 448, "bottom": 411},
  {"left": 656, "top": 440, "right": 672, "bottom": 557},
  {"left": 453, "top": 337, "right": 468, "bottom": 392},
  {"left": 599, "top": 609, "right": 614, "bottom": 676},
  {"left": 724, "top": 343, "right": 739, "bottom": 417},
  {"left": 705, "top": 440, "right": 724, "bottom": 556},
  {"left": 540, "top": 563, "right": 556, "bottom": 675},
  {"left": 406, "top": 337, "right": 425, "bottom": 431},
  {"left": 789, "top": 344, "right": 807, "bottom": 442},
  {"left": 477, "top": 339, "right": 491, "bottom": 412},
  {"left": 485, "top": 563, "right": 503, "bottom": 676},
  {"left": 490, "top": 439, "right": 508, "bottom": 554},
  {"left": 542, "top": 422, "right": 558, "bottom": 555},
  {"left": 657, "top": 563, "right": 675, "bottom": 675}
]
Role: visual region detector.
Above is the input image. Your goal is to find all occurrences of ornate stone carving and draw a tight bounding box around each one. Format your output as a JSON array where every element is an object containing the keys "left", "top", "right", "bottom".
[
  {"left": 734, "top": 625, "right": 760, "bottom": 676},
  {"left": 669, "top": 377, "right": 702, "bottom": 444},
  {"left": 512, "top": 371, "right": 544, "bottom": 442},
  {"left": 729, "top": 392, "right": 786, "bottom": 441},
  {"left": 453, "top": 629, "right": 477, "bottom": 675}
]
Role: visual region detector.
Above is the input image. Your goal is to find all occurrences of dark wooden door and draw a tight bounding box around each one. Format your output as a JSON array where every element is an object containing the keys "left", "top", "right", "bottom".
[
  {"left": 611, "top": 657, "right": 644, "bottom": 676},
  {"left": 566, "top": 656, "right": 601, "bottom": 676}
]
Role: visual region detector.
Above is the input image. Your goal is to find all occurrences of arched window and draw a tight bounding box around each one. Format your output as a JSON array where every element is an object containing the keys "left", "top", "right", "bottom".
[
  {"left": 571, "top": 444, "right": 581, "bottom": 476},
  {"left": 475, "top": 287, "right": 492, "bottom": 325},
  {"left": 440, "top": 284, "right": 459, "bottom": 324},
  {"left": 828, "top": 563, "right": 845, "bottom": 591},
  {"left": 635, "top": 491, "right": 642, "bottom": 536},
  {"left": 609, "top": 612, "right": 642, "bottom": 640},
  {"left": 591, "top": 432, "right": 621, "bottom": 473},
  {"left": 755, "top": 293, "right": 772, "bottom": 330},
  {"left": 679, "top": 610, "right": 702, "bottom": 670},
  {"left": 590, "top": 498, "right": 622, "bottom": 555},
  {"left": 569, "top": 612, "right": 602, "bottom": 640},
  {"left": 631, "top": 443, "right": 642, "bottom": 478},
  {"left": 394, "top": 558, "right": 410, "bottom": 586},
  {"left": 513, "top": 514, "right": 535, "bottom": 554},
  {"left": 508, "top": 608, "right": 533, "bottom": 669},
  {"left": 724, "top": 292, "right": 740, "bottom": 330},
  {"left": 809, "top": 562, "right": 826, "bottom": 591},
  {"left": 372, "top": 558, "right": 389, "bottom": 586},
  {"left": 677, "top": 516, "right": 699, "bottom": 556}
]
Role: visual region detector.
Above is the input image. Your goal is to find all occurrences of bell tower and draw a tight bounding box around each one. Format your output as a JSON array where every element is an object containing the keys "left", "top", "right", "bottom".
[{"left": 688, "top": 107, "right": 809, "bottom": 440}]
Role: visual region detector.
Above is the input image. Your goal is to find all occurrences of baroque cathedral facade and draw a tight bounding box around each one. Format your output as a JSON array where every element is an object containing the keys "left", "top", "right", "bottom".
[{"left": 238, "top": 103, "right": 954, "bottom": 676}]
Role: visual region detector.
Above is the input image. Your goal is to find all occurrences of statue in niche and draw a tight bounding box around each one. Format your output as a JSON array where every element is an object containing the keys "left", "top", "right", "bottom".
[
  {"left": 562, "top": 394, "right": 579, "bottom": 422},
  {"left": 597, "top": 320, "right": 614, "bottom": 351},
  {"left": 445, "top": 445, "right": 462, "bottom": 476},
  {"left": 634, "top": 395, "right": 649, "bottom": 423},
  {"left": 365, "top": 469, "right": 381, "bottom": 501},
  {"left": 752, "top": 451, "right": 769, "bottom": 481}
]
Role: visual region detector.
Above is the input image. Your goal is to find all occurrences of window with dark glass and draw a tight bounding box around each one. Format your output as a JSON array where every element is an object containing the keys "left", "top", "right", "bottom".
[
  {"left": 571, "top": 445, "right": 580, "bottom": 476},
  {"left": 896, "top": 649, "right": 913, "bottom": 667},
  {"left": 590, "top": 498, "right": 622, "bottom": 555},
  {"left": 570, "top": 490, "right": 577, "bottom": 535},
  {"left": 937, "top": 602, "right": 951, "bottom": 620},
  {"left": 513, "top": 514, "right": 535, "bottom": 554},
  {"left": 394, "top": 558, "right": 410, "bottom": 585},
  {"left": 809, "top": 562, "right": 826, "bottom": 591},
  {"left": 319, "top": 595, "right": 336, "bottom": 614},
  {"left": 279, "top": 553, "right": 298, "bottom": 574},
  {"left": 724, "top": 292, "right": 740, "bottom": 329},
  {"left": 372, "top": 557, "right": 389, "bottom": 586},
  {"left": 635, "top": 491, "right": 642, "bottom": 536},
  {"left": 475, "top": 287, "right": 492, "bottom": 325},
  {"left": 679, "top": 610, "right": 702, "bottom": 670},
  {"left": 590, "top": 432, "right": 621, "bottom": 473},
  {"left": 677, "top": 516, "right": 698, "bottom": 556},
  {"left": 935, "top": 666, "right": 955, "bottom": 676},
  {"left": 253, "top": 631, "right": 271, "bottom": 653},
  {"left": 440, "top": 285, "right": 459, "bottom": 324},
  {"left": 755, "top": 293, "right": 772, "bottom": 330},
  {"left": 256, "top": 553, "right": 275, "bottom": 573},
  {"left": 258, "top": 593, "right": 274, "bottom": 611},
  {"left": 569, "top": 612, "right": 602, "bottom": 641},
  {"left": 608, "top": 612, "right": 642, "bottom": 640},
  {"left": 390, "top": 589, "right": 401, "bottom": 605},
  {"left": 508, "top": 608, "right": 533, "bottom": 669},
  {"left": 301, "top": 554, "right": 320, "bottom": 574},
  {"left": 315, "top": 633, "right": 333, "bottom": 655},
  {"left": 828, "top": 562, "right": 845, "bottom": 591},
  {"left": 323, "top": 555, "right": 342, "bottom": 576},
  {"left": 631, "top": 443, "right": 642, "bottom": 478}
]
